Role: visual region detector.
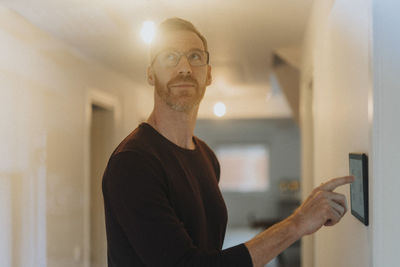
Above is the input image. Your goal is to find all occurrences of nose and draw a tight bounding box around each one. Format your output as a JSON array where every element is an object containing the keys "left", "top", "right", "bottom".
[{"left": 176, "top": 55, "right": 192, "bottom": 75}]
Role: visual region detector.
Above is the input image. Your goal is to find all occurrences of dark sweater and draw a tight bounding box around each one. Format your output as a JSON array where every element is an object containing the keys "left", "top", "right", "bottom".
[{"left": 102, "top": 123, "right": 253, "bottom": 267}]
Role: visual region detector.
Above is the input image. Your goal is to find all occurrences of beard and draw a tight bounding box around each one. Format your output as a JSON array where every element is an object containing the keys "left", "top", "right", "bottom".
[{"left": 154, "top": 74, "right": 205, "bottom": 112}]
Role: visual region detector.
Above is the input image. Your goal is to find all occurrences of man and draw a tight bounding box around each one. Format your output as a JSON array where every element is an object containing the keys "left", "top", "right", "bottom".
[{"left": 102, "top": 17, "right": 354, "bottom": 267}]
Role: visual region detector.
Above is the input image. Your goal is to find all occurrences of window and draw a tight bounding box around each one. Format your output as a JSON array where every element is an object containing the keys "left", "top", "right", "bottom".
[{"left": 216, "top": 144, "right": 269, "bottom": 192}]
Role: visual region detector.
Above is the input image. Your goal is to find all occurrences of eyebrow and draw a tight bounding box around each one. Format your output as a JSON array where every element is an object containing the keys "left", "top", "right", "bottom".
[{"left": 160, "top": 47, "right": 205, "bottom": 53}]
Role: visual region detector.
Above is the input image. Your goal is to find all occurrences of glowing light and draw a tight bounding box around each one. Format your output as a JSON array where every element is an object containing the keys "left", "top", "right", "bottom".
[
  {"left": 213, "top": 102, "right": 226, "bottom": 117},
  {"left": 140, "top": 21, "right": 156, "bottom": 44}
]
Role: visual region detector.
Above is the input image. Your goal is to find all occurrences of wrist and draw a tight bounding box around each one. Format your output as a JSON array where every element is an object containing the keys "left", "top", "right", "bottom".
[{"left": 285, "top": 214, "right": 305, "bottom": 239}]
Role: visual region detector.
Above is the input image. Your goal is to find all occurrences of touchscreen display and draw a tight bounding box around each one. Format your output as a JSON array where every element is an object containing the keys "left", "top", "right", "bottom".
[
  {"left": 349, "top": 153, "right": 368, "bottom": 226},
  {"left": 349, "top": 158, "right": 364, "bottom": 218}
]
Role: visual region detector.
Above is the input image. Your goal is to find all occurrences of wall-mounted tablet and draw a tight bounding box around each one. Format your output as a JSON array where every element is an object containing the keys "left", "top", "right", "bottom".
[{"left": 349, "top": 153, "right": 369, "bottom": 226}]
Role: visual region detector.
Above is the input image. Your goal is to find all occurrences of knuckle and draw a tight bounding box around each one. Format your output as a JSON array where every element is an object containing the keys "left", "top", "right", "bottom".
[
  {"left": 340, "top": 206, "right": 345, "bottom": 214},
  {"left": 322, "top": 204, "right": 331, "bottom": 214},
  {"left": 322, "top": 198, "right": 330, "bottom": 206},
  {"left": 315, "top": 190, "right": 325, "bottom": 199}
]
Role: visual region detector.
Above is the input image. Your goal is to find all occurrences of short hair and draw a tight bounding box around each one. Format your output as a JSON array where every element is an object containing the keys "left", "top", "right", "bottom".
[{"left": 150, "top": 17, "right": 208, "bottom": 62}]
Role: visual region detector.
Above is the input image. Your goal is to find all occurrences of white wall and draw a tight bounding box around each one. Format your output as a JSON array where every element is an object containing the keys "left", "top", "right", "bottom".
[
  {"left": 0, "top": 6, "right": 150, "bottom": 267},
  {"left": 371, "top": 0, "right": 400, "bottom": 266},
  {"left": 300, "top": 0, "right": 372, "bottom": 266}
]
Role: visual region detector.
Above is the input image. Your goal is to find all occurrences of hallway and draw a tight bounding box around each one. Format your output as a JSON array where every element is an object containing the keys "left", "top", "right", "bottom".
[{"left": 1, "top": 0, "right": 400, "bottom": 266}]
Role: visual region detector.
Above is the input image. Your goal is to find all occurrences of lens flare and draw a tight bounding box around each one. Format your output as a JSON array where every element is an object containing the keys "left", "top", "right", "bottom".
[{"left": 213, "top": 102, "right": 226, "bottom": 117}]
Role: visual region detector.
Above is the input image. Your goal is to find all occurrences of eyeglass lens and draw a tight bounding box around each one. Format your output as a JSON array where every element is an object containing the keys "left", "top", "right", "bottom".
[{"left": 158, "top": 50, "right": 208, "bottom": 67}]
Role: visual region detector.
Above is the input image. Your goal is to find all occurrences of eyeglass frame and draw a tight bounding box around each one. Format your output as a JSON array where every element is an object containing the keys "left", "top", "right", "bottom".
[{"left": 150, "top": 49, "right": 210, "bottom": 67}]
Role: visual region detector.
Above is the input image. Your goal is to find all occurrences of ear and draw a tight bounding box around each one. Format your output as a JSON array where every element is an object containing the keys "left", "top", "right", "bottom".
[
  {"left": 147, "top": 66, "right": 155, "bottom": 86},
  {"left": 206, "top": 64, "right": 212, "bottom": 86}
]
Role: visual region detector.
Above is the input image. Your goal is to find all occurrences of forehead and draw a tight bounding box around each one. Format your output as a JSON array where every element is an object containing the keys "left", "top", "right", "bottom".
[{"left": 153, "top": 30, "right": 205, "bottom": 53}]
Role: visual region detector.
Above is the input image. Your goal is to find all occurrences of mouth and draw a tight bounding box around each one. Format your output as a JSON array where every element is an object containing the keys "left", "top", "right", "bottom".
[{"left": 170, "top": 83, "right": 196, "bottom": 88}]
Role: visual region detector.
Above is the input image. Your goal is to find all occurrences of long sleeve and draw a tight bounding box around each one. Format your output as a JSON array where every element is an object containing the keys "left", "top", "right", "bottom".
[{"left": 102, "top": 151, "right": 253, "bottom": 267}]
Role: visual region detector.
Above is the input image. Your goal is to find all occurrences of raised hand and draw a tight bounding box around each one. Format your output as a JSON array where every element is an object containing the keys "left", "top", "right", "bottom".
[{"left": 290, "top": 176, "right": 355, "bottom": 236}]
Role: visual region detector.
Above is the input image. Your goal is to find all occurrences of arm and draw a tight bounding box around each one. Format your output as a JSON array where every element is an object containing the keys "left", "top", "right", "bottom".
[{"left": 244, "top": 176, "right": 355, "bottom": 267}]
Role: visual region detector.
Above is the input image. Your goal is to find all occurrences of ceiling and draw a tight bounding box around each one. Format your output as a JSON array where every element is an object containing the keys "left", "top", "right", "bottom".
[{"left": 2, "top": 0, "right": 313, "bottom": 119}]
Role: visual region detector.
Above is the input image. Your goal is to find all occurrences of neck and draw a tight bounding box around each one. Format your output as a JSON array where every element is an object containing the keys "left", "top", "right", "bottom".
[{"left": 146, "top": 102, "right": 199, "bottom": 150}]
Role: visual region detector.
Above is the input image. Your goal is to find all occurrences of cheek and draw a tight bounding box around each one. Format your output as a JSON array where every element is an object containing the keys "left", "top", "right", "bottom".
[
  {"left": 154, "top": 70, "right": 172, "bottom": 85},
  {"left": 193, "top": 70, "right": 208, "bottom": 84}
]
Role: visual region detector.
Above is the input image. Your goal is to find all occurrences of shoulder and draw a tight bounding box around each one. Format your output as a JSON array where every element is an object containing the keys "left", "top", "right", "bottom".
[
  {"left": 103, "top": 125, "right": 165, "bottom": 184},
  {"left": 102, "top": 149, "right": 169, "bottom": 200},
  {"left": 195, "top": 137, "right": 218, "bottom": 161},
  {"left": 194, "top": 136, "right": 221, "bottom": 181},
  {"left": 105, "top": 149, "right": 160, "bottom": 179},
  {"left": 112, "top": 123, "right": 154, "bottom": 155}
]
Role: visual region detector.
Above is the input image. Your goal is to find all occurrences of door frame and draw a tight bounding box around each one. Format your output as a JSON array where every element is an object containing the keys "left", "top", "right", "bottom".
[{"left": 83, "top": 89, "right": 121, "bottom": 267}]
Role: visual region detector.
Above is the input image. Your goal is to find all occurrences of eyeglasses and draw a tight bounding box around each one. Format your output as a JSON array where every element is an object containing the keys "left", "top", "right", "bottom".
[{"left": 152, "top": 49, "right": 209, "bottom": 67}]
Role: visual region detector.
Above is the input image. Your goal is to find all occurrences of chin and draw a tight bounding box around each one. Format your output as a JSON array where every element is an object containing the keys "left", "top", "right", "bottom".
[{"left": 167, "top": 99, "right": 200, "bottom": 113}]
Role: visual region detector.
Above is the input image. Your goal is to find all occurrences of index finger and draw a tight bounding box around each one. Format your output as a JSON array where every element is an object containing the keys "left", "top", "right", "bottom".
[{"left": 319, "top": 176, "right": 355, "bottom": 191}]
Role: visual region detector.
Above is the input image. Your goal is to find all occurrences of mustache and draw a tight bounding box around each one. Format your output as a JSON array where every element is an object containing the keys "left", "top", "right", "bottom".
[{"left": 167, "top": 75, "right": 199, "bottom": 88}]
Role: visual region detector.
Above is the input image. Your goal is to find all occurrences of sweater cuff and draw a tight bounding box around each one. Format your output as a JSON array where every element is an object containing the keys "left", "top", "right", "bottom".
[{"left": 222, "top": 243, "right": 253, "bottom": 267}]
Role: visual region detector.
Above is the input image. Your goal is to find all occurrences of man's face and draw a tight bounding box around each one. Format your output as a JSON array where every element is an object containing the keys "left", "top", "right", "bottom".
[{"left": 147, "top": 30, "right": 212, "bottom": 113}]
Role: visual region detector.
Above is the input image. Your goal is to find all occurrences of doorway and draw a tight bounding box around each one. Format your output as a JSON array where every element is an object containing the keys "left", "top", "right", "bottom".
[
  {"left": 89, "top": 102, "right": 116, "bottom": 267},
  {"left": 84, "top": 90, "right": 120, "bottom": 267}
]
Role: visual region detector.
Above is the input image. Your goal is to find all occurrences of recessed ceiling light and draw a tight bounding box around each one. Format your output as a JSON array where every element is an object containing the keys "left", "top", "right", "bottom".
[
  {"left": 214, "top": 102, "right": 226, "bottom": 117},
  {"left": 140, "top": 21, "right": 155, "bottom": 44}
]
